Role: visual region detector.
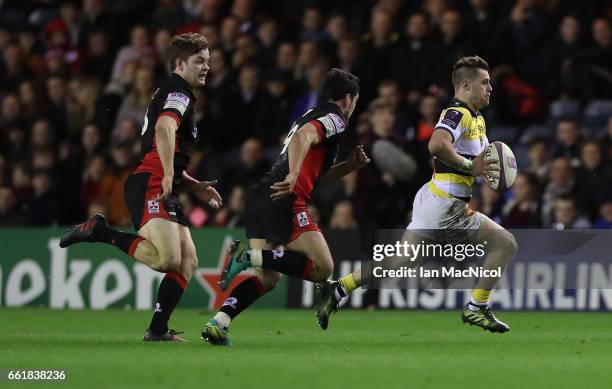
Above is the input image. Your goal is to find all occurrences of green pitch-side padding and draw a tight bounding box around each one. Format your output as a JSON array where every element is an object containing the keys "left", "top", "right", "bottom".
[{"left": 0, "top": 228, "right": 286, "bottom": 310}]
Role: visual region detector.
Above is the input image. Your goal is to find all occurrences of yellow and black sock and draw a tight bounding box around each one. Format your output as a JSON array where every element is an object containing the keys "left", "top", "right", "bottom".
[
  {"left": 335, "top": 274, "right": 358, "bottom": 300},
  {"left": 468, "top": 289, "right": 491, "bottom": 311}
]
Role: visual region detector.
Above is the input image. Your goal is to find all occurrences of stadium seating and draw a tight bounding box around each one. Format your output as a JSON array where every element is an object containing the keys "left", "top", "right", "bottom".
[{"left": 583, "top": 100, "right": 612, "bottom": 127}]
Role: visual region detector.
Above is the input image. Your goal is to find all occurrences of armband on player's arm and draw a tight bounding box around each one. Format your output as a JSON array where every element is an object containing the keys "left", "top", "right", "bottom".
[
  {"left": 287, "top": 123, "right": 321, "bottom": 176},
  {"left": 155, "top": 115, "right": 179, "bottom": 178},
  {"left": 428, "top": 129, "right": 473, "bottom": 174}
]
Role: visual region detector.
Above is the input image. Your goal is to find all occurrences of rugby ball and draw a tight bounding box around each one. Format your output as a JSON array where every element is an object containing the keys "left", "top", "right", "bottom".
[{"left": 484, "top": 141, "right": 517, "bottom": 192}]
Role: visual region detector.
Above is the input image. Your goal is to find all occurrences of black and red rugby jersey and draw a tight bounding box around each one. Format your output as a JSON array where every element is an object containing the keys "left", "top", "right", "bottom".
[
  {"left": 262, "top": 100, "right": 349, "bottom": 209},
  {"left": 134, "top": 73, "right": 198, "bottom": 185}
]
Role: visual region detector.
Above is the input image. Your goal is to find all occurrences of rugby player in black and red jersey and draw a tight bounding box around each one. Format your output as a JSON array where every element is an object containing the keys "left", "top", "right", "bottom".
[
  {"left": 202, "top": 68, "right": 369, "bottom": 346},
  {"left": 60, "top": 33, "right": 221, "bottom": 341}
]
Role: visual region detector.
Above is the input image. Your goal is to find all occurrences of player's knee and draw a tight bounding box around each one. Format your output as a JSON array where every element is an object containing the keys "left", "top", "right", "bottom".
[
  {"left": 189, "top": 255, "right": 199, "bottom": 272},
  {"left": 505, "top": 233, "right": 518, "bottom": 258},
  {"left": 310, "top": 258, "right": 333, "bottom": 281},
  {"left": 491, "top": 232, "right": 518, "bottom": 261},
  {"left": 181, "top": 256, "right": 198, "bottom": 279},
  {"left": 158, "top": 252, "right": 181, "bottom": 271},
  {"left": 259, "top": 271, "right": 282, "bottom": 291}
]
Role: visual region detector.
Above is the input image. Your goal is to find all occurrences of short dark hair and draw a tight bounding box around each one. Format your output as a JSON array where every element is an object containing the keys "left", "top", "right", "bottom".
[
  {"left": 451, "top": 56, "right": 489, "bottom": 89},
  {"left": 320, "top": 68, "right": 359, "bottom": 101},
  {"left": 167, "top": 33, "right": 209, "bottom": 72}
]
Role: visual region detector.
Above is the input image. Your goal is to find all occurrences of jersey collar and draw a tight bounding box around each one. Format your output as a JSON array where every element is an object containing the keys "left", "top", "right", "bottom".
[
  {"left": 171, "top": 73, "right": 195, "bottom": 97},
  {"left": 324, "top": 99, "right": 348, "bottom": 124},
  {"left": 450, "top": 98, "right": 480, "bottom": 117}
]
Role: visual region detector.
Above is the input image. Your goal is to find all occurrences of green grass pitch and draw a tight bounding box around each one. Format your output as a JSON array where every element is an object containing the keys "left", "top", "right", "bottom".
[{"left": 1, "top": 308, "right": 611, "bottom": 388}]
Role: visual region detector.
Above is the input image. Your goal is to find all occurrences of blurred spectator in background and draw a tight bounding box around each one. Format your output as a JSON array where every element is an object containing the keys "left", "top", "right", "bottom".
[
  {"left": 353, "top": 98, "right": 416, "bottom": 227},
  {"left": 220, "top": 62, "right": 266, "bottom": 149},
  {"left": 526, "top": 137, "right": 551, "bottom": 181},
  {"left": 501, "top": 172, "right": 542, "bottom": 227},
  {"left": 23, "top": 170, "right": 59, "bottom": 226},
  {"left": 466, "top": 0, "right": 500, "bottom": 60},
  {"left": 542, "top": 157, "right": 577, "bottom": 226},
  {"left": 329, "top": 200, "right": 358, "bottom": 229},
  {"left": 214, "top": 185, "right": 246, "bottom": 227},
  {"left": 301, "top": 6, "right": 327, "bottom": 43},
  {"left": 80, "top": 153, "right": 106, "bottom": 214},
  {"left": 575, "top": 139, "right": 612, "bottom": 220},
  {"left": 391, "top": 12, "right": 431, "bottom": 104},
  {"left": 471, "top": 183, "right": 504, "bottom": 223},
  {"left": 110, "top": 25, "right": 151, "bottom": 87},
  {"left": 99, "top": 142, "right": 134, "bottom": 226},
  {"left": 429, "top": 9, "right": 473, "bottom": 96},
  {"left": 571, "top": 18, "right": 612, "bottom": 99},
  {"left": 359, "top": 8, "right": 398, "bottom": 103},
  {"left": 83, "top": 30, "right": 114, "bottom": 83},
  {"left": 46, "top": 75, "right": 68, "bottom": 131},
  {"left": 224, "top": 138, "right": 270, "bottom": 194},
  {"left": 551, "top": 195, "right": 591, "bottom": 229},
  {"left": 0, "top": 186, "right": 21, "bottom": 225},
  {"left": 544, "top": 14, "right": 584, "bottom": 97},
  {"left": 594, "top": 200, "right": 612, "bottom": 229},
  {"left": 290, "top": 62, "right": 326, "bottom": 122},
  {"left": 552, "top": 118, "right": 582, "bottom": 166},
  {"left": 259, "top": 69, "right": 294, "bottom": 147},
  {"left": 115, "top": 66, "right": 155, "bottom": 127}
]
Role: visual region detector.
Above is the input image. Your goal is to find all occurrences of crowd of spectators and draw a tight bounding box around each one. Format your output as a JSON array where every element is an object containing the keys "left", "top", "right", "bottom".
[{"left": 0, "top": 0, "right": 610, "bottom": 230}]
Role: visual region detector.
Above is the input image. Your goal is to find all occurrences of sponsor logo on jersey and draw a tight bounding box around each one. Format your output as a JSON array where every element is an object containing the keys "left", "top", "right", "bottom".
[
  {"left": 441, "top": 109, "right": 463, "bottom": 129},
  {"left": 192, "top": 125, "right": 198, "bottom": 139},
  {"left": 318, "top": 113, "right": 346, "bottom": 138},
  {"left": 272, "top": 249, "right": 284, "bottom": 259},
  {"left": 163, "top": 92, "right": 190, "bottom": 115},
  {"left": 297, "top": 211, "right": 309, "bottom": 227},
  {"left": 329, "top": 113, "right": 346, "bottom": 133},
  {"left": 319, "top": 116, "right": 336, "bottom": 137},
  {"left": 147, "top": 200, "right": 160, "bottom": 214}
]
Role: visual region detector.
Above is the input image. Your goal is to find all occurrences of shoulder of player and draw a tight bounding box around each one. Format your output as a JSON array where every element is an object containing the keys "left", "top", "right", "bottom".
[
  {"left": 441, "top": 106, "right": 473, "bottom": 121},
  {"left": 159, "top": 75, "right": 195, "bottom": 103},
  {"left": 309, "top": 104, "right": 347, "bottom": 134}
]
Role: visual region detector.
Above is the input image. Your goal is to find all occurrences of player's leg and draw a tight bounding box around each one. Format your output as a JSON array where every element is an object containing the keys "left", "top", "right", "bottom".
[
  {"left": 224, "top": 230, "right": 333, "bottom": 281},
  {"left": 59, "top": 173, "right": 179, "bottom": 272},
  {"left": 145, "top": 224, "right": 194, "bottom": 341},
  {"left": 315, "top": 229, "right": 425, "bottom": 329},
  {"left": 59, "top": 213, "right": 169, "bottom": 270},
  {"left": 219, "top": 183, "right": 337, "bottom": 288},
  {"left": 203, "top": 239, "right": 283, "bottom": 346},
  {"left": 461, "top": 215, "right": 517, "bottom": 333}
]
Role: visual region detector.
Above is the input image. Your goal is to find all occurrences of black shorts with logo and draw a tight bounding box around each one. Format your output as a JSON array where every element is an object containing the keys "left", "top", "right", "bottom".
[
  {"left": 244, "top": 183, "right": 319, "bottom": 245},
  {"left": 124, "top": 172, "right": 189, "bottom": 230}
]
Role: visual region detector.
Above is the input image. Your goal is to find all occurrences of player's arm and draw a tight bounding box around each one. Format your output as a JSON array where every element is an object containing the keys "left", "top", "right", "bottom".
[
  {"left": 270, "top": 122, "right": 320, "bottom": 200},
  {"left": 155, "top": 115, "right": 178, "bottom": 199},
  {"left": 318, "top": 145, "right": 370, "bottom": 185},
  {"left": 428, "top": 130, "right": 498, "bottom": 178},
  {"left": 181, "top": 171, "right": 222, "bottom": 208}
]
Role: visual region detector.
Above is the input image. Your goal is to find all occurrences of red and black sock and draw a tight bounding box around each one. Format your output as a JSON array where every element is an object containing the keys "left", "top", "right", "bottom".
[
  {"left": 149, "top": 272, "right": 187, "bottom": 335},
  {"left": 259, "top": 249, "right": 315, "bottom": 279},
  {"left": 91, "top": 223, "right": 144, "bottom": 257},
  {"left": 219, "top": 276, "right": 264, "bottom": 319}
]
